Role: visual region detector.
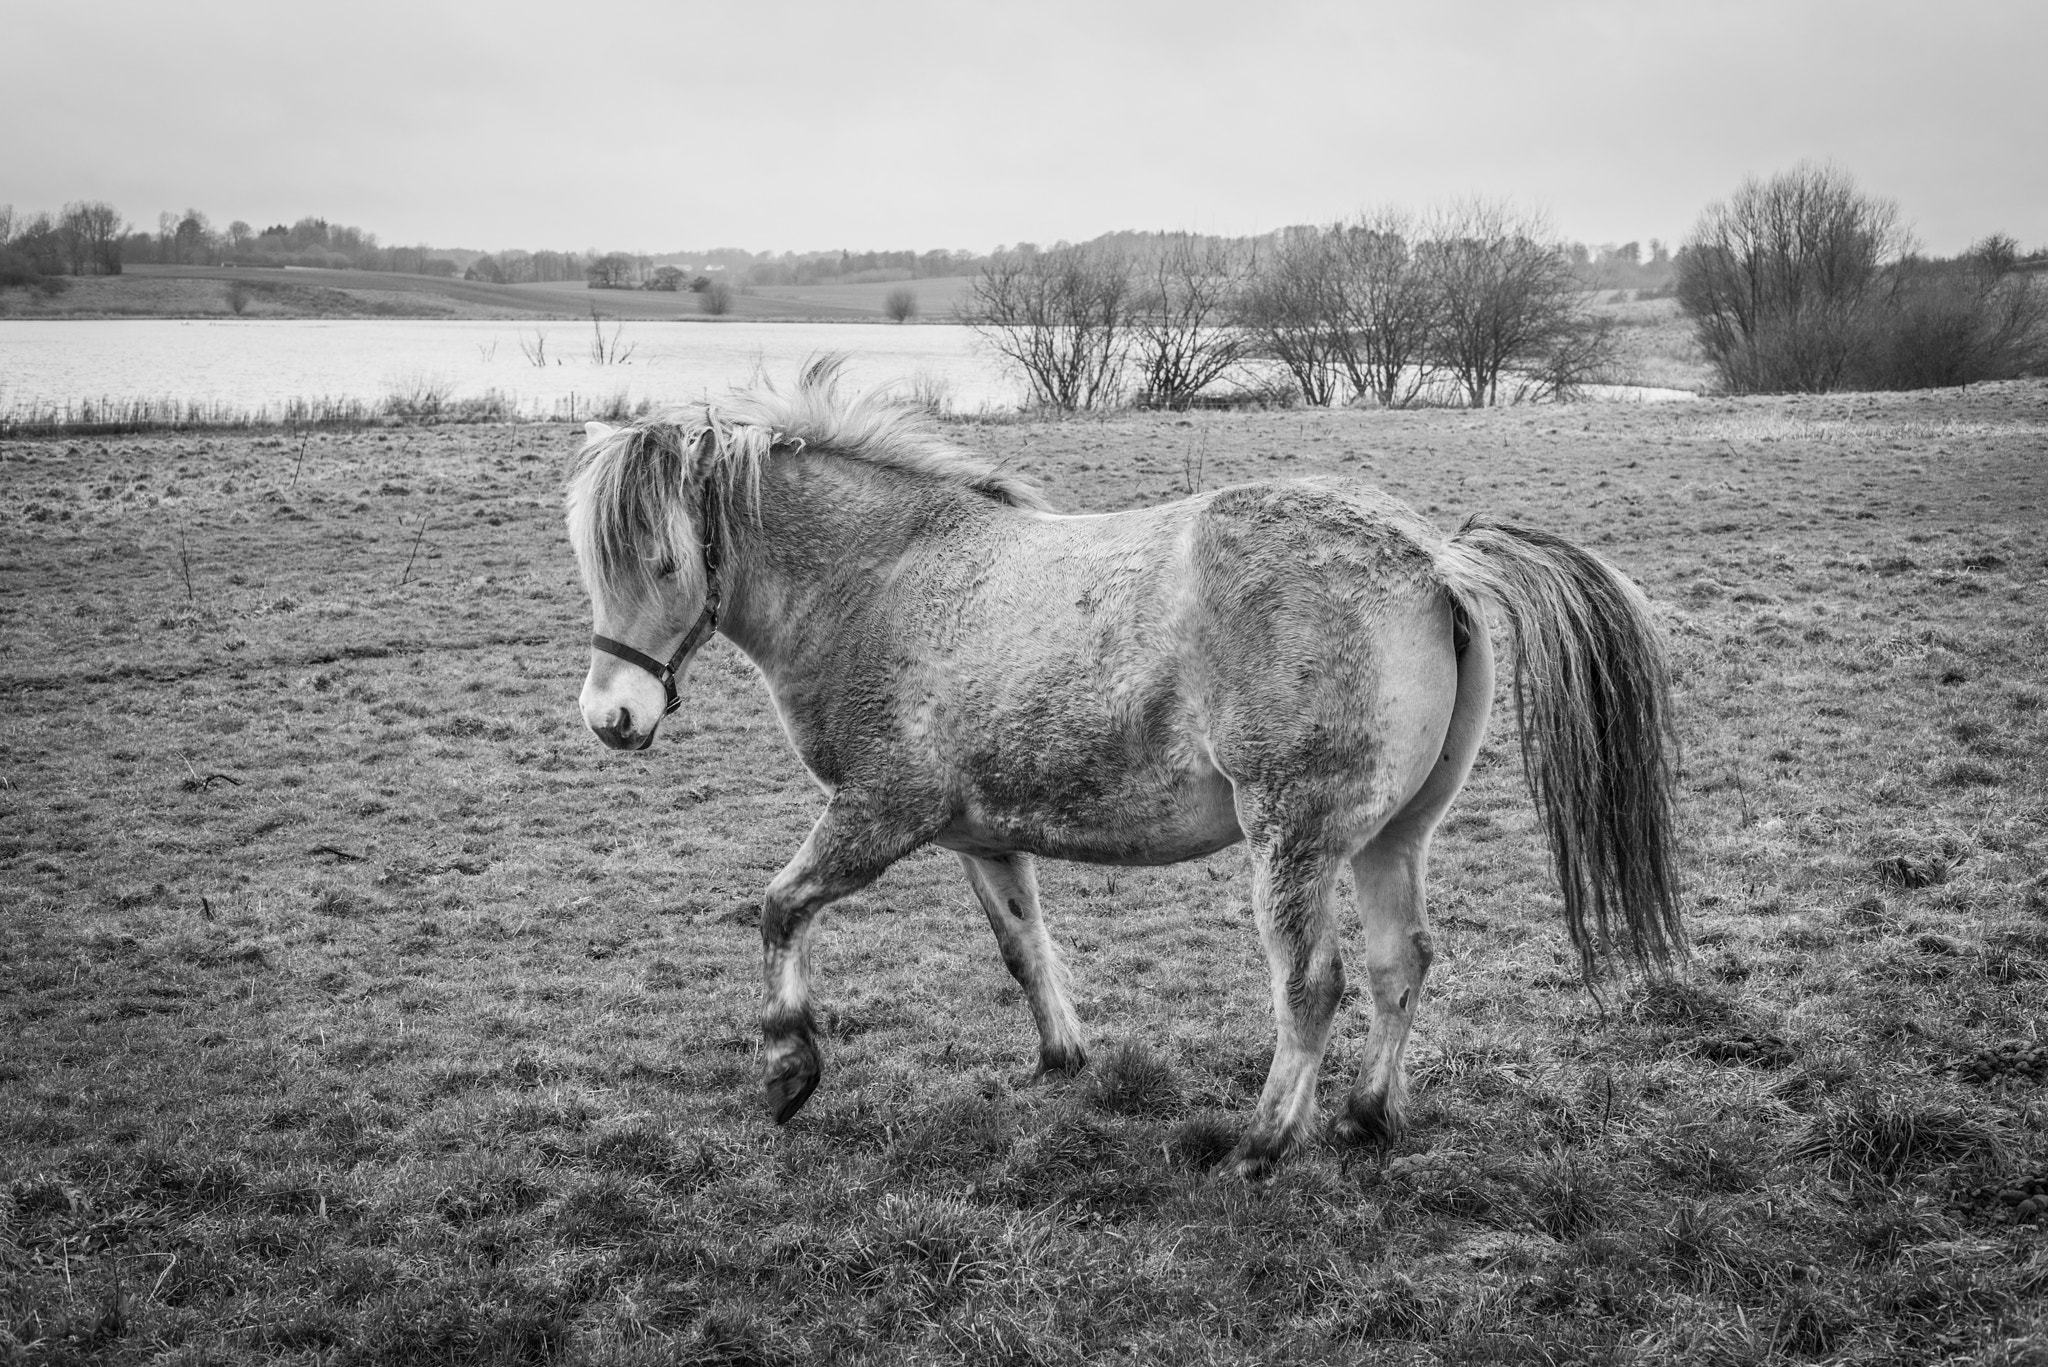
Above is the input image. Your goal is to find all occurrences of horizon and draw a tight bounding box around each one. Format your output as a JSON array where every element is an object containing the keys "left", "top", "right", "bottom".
[{"left": 6, "top": 0, "right": 2044, "bottom": 260}]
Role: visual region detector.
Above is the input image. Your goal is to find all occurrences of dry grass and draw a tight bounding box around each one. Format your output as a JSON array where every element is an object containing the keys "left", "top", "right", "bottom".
[
  {"left": 3, "top": 383, "right": 2046, "bottom": 1363},
  {"left": 1590, "top": 294, "right": 1711, "bottom": 393}
]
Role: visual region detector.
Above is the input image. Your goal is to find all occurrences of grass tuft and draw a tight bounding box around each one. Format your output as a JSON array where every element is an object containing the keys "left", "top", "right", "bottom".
[
  {"left": 1792, "top": 1095, "right": 1995, "bottom": 1182},
  {"left": 1084, "top": 1039, "right": 1183, "bottom": 1115},
  {"left": 1165, "top": 1113, "right": 1238, "bottom": 1171}
]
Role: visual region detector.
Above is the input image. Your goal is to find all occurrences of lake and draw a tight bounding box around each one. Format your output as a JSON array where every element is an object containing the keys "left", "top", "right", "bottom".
[
  {"left": 0, "top": 319, "right": 1029, "bottom": 419},
  {"left": 0, "top": 318, "right": 1696, "bottom": 420}
]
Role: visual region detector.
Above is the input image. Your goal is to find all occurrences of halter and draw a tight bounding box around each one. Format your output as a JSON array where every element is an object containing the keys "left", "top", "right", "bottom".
[{"left": 589, "top": 480, "right": 724, "bottom": 718}]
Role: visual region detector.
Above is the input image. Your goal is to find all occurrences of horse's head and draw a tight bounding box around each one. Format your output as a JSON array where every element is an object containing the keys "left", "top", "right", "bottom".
[{"left": 564, "top": 420, "right": 721, "bottom": 751}]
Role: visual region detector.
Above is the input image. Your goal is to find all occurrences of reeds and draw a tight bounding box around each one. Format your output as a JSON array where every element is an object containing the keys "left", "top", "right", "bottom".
[{"left": 0, "top": 384, "right": 615, "bottom": 436}]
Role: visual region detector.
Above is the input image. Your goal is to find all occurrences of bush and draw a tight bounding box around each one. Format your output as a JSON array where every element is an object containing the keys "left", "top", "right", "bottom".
[
  {"left": 1859, "top": 254, "right": 2048, "bottom": 389},
  {"left": 1421, "top": 199, "right": 1612, "bottom": 405},
  {"left": 699, "top": 279, "right": 733, "bottom": 316},
  {"left": 884, "top": 285, "right": 917, "bottom": 322},
  {"left": 963, "top": 243, "right": 1135, "bottom": 410},
  {"left": 1677, "top": 163, "right": 1909, "bottom": 394},
  {"left": 1675, "top": 165, "right": 2043, "bottom": 393}
]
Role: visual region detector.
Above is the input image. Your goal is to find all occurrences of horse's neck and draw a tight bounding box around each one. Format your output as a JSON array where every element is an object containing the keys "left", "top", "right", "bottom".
[{"left": 718, "top": 455, "right": 969, "bottom": 677}]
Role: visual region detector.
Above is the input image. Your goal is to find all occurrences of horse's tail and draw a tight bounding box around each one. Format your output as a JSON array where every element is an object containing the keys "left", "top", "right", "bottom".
[{"left": 1433, "top": 517, "right": 1682, "bottom": 978}]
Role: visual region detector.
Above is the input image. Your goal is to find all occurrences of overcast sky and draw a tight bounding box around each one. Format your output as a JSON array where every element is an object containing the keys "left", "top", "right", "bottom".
[{"left": 6, "top": 0, "right": 2042, "bottom": 257}]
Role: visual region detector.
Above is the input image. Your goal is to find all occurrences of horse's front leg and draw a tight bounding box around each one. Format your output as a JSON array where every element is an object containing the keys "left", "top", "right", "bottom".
[
  {"left": 960, "top": 853, "right": 1088, "bottom": 1078},
  {"left": 1232, "top": 822, "right": 1348, "bottom": 1181},
  {"left": 759, "top": 792, "right": 932, "bottom": 1123}
]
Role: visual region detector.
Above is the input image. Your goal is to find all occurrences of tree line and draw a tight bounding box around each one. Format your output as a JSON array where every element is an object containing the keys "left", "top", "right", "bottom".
[
  {"left": 0, "top": 202, "right": 126, "bottom": 291},
  {"left": 0, "top": 201, "right": 470, "bottom": 289},
  {"left": 965, "top": 202, "right": 1623, "bottom": 411},
  {"left": 964, "top": 176, "right": 2044, "bottom": 411}
]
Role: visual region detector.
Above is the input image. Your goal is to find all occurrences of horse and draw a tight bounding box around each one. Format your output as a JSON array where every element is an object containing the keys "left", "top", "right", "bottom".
[{"left": 564, "top": 360, "right": 1681, "bottom": 1179}]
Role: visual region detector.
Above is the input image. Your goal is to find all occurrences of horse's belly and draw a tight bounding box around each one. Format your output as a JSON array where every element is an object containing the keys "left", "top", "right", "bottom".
[{"left": 934, "top": 763, "right": 1243, "bottom": 867}]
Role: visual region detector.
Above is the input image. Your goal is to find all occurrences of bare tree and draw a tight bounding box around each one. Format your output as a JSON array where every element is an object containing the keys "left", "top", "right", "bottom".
[
  {"left": 700, "top": 279, "right": 734, "bottom": 315},
  {"left": 884, "top": 285, "right": 917, "bottom": 323},
  {"left": 60, "top": 201, "right": 125, "bottom": 276},
  {"left": 1129, "top": 234, "right": 1251, "bottom": 408},
  {"left": 1676, "top": 164, "right": 1912, "bottom": 393},
  {"left": 1324, "top": 208, "right": 1440, "bottom": 406},
  {"left": 1421, "top": 200, "right": 1611, "bottom": 406},
  {"left": 963, "top": 243, "right": 1136, "bottom": 411},
  {"left": 1238, "top": 228, "right": 1345, "bottom": 406}
]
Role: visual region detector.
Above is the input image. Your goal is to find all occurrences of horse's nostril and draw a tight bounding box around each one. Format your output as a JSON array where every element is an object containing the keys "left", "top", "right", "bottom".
[{"left": 614, "top": 706, "right": 633, "bottom": 736}]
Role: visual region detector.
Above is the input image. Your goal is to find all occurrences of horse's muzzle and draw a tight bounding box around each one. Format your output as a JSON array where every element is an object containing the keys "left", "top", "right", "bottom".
[{"left": 591, "top": 706, "right": 655, "bottom": 751}]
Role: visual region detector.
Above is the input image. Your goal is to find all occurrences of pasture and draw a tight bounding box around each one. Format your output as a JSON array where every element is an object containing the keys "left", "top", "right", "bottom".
[
  {"left": 3, "top": 386, "right": 2046, "bottom": 1364},
  {"left": 0, "top": 268, "right": 971, "bottom": 325}
]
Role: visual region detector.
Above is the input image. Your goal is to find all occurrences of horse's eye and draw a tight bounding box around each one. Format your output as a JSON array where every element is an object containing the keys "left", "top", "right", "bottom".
[{"left": 652, "top": 558, "right": 678, "bottom": 580}]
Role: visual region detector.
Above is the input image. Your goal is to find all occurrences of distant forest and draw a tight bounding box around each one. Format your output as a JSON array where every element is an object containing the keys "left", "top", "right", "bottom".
[{"left": 1, "top": 198, "right": 1684, "bottom": 297}]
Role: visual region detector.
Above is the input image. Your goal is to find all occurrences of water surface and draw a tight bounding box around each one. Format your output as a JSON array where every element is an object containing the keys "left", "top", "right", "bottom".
[
  {"left": 0, "top": 318, "right": 1025, "bottom": 417},
  {"left": 0, "top": 317, "right": 1695, "bottom": 419}
]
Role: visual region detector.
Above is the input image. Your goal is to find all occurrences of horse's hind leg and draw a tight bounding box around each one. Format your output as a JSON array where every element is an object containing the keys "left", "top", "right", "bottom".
[
  {"left": 1231, "top": 815, "right": 1349, "bottom": 1180},
  {"left": 1333, "top": 826, "right": 1435, "bottom": 1146},
  {"left": 1337, "top": 615, "right": 1493, "bottom": 1146},
  {"left": 961, "top": 853, "right": 1088, "bottom": 1077}
]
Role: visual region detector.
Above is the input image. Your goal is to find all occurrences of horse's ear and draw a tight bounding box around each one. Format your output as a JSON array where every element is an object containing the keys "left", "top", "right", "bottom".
[{"left": 584, "top": 421, "right": 618, "bottom": 443}]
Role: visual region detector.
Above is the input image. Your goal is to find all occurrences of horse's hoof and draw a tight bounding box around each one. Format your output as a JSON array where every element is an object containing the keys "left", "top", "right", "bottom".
[
  {"left": 1333, "top": 1096, "right": 1404, "bottom": 1148},
  {"left": 764, "top": 1043, "right": 821, "bottom": 1125},
  {"left": 1224, "top": 1127, "right": 1293, "bottom": 1184},
  {"left": 1032, "top": 1043, "right": 1088, "bottom": 1081}
]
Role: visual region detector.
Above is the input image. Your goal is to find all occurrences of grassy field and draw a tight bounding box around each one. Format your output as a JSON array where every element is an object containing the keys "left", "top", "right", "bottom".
[
  {"left": 0, "top": 268, "right": 972, "bottom": 325},
  {"left": 1587, "top": 295, "right": 1707, "bottom": 393},
  {"left": 2, "top": 384, "right": 2045, "bottom": 1364},
  {"left": 740, "top": 277, "right": 981, "bottom": 319}
]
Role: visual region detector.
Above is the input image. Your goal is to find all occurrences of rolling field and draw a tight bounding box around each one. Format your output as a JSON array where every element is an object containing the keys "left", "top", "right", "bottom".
[
  {"left": 0, "top": 269, "right": 972, "bottom": 325},
  {"left": 740, "top": 277, "right": 981, "bottom": 319},
  {"left": 2, "top": 384, "right": 2046, "bottom": 1363}
]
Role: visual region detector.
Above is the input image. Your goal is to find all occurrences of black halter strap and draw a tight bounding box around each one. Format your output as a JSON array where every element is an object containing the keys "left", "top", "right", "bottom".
[{"left": 590, "top": 482, "right": 724, "bottom": 717}]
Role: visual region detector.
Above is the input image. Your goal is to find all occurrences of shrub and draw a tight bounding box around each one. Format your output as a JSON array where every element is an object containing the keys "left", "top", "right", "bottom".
[
  {"left": 884, "top": 285, "right": 917, "bottom": 322},
  {"left": 1860, "top": 253, "right": 2048, "bottom": 389},
  {"left": 1677, "top": 164, "right": 2045, "bottom": 393},
  {"left": 1132, "top": 232, "right": 1252, "bottom": 409},
  {"left": 383, "top": 373, "right": 452, "bottom": 421},
  {"left": 1677, "top": 163, "right": 1909, "bottom": 394},
  {"left": 700, "top": 279, "right": 734, "bottom": 316},
  {"left": 963, "top": 242, "right": 1135, "bottom": 410},
  {"left": 0, "top": 245, "right": 46, "bottom": 289}
]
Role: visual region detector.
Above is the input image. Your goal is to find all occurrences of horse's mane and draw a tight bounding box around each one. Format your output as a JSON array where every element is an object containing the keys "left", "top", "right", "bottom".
[{"left": 565, "top": 356, "right": 1049, "bottom": 606}]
